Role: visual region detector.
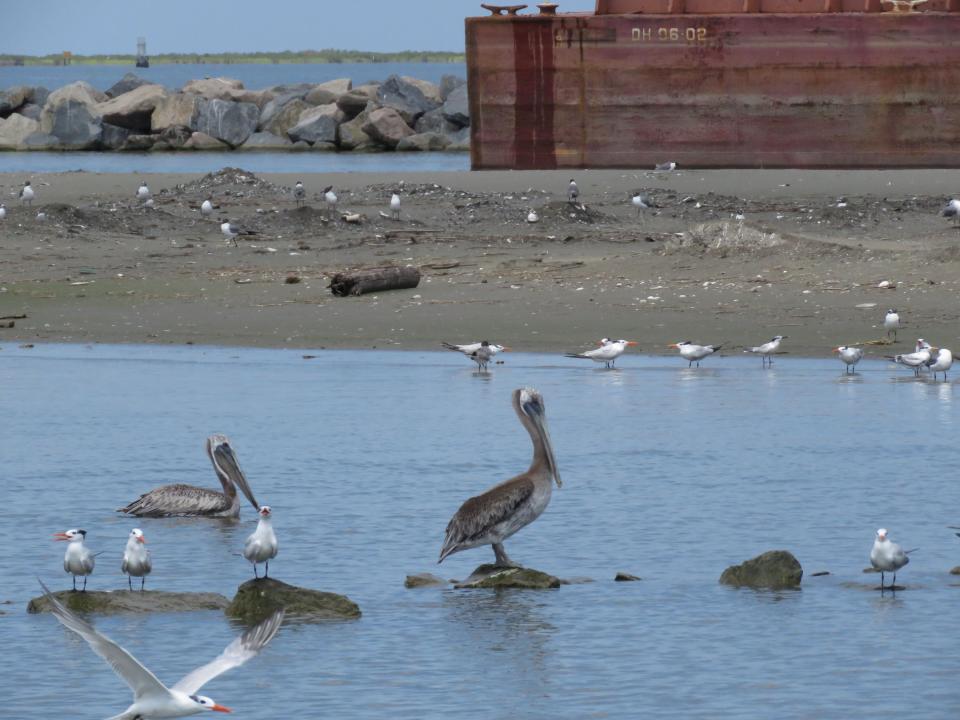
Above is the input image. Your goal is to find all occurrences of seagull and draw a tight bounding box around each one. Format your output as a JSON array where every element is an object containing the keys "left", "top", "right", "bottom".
[
  {"left": 439, "top": 387, "right": 561, "bottom": 568},
  {"left": 567, "top": 179, "right": 579, "bottom": 204},
  {"left": 54, "top": 529, "right": 95, "bottom": 592},
  {"left": 390, "top": 192, "right": 401, "bottom": 220},
  {"left": 870, "top": 528, "right": 911, "bottom": 591},
  {"left": 323, "top": 185, "right": 338, "bottom": 207},
  {"left": 19, "top": 180, "right": 34, "bottom": 206},
  {"left": 121, "top": 528, "right": 151, "bottom": 592},
  {"left": 668, "top": 341, "right": 722, "bottom": 368},
  {"left": 654, "top": 161, "right": 676, "bottom": 172},
  {"left": 144, "top": 198, "right": 155, "bottom": 209},
  {"left": 565, "top": 338, "right": 637, "bottom": 369},
  {"left": 220, "top": 219, "right": 257, "bottom": 247},
  {"left": 38, "top": 578, "right": 283, "bottom": 719},
  {"left": 136, "top": 182, "right": 151, "bottom": 203},
  {"left": 293, "top": 181, "right": 306, "bottom": 208},
  {"left": 244, "top": 505, "right": 278, "bottom": 579},
  {"left": 744, "top": 335, "right": 786, "bottom": 367},
  {"left": 835, "top": 345, "right": 863, "bottom": 374},
  {"left": 631, "top": 193, "right": 652, "bottom": 218},
  {"left": 200, "top": 195, "right": 214, "bottom": 218},
  {"left": 925, "top": 346, "right": 953, "bottom": 381},
  {"left": 0, "top": 203, "right": 6, "bottom": 220},
  {"left": 942, "top": 198, "right": 960, "bottom": 226},
  {"left": 886, "top": 339, "right": 932, "bottom": 376},
  {"left": 884, "top": 309, "right": 900, "bottom": 340},
  {"left": 36, "top": 211, "right": 47, "bottom": 222},
  {"left": 526, "top": 209, "right": 539, "bottom": 223},
  {"left": 442, "top": 341, "right": 509, "bottom": 369}
]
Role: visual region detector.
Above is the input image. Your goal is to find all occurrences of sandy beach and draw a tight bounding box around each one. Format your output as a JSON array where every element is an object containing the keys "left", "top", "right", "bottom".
[{"left": 1, "top": 167, "right": 958, "bottom": 357}]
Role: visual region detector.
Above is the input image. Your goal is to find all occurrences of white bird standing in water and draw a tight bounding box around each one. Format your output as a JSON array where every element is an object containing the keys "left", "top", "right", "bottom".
[
  {"left": 121, "top": 528, "right": 152, "bottom": 591},
  {"left": 323, "top": 185, "right": 338, "bottom": 207},
  {"left": 244, "top": 505, "right": 278, "bottom": 579},
  {"left": 442, "top": 340, "right": 509, "bottom": 371},
  {"left": 439, "top": 387, "right": 561, "bottom": 568},
  {"left": 19, "top": 180, "right": 34, "bottom": 206},
  {"left": 942, "top": 198, "right": 960, "bottom": 226},
  {"left": 565, "top": 338, "right": 637, "bottom": 369},
  {"left": 136, "top": 182, "right": 151, "bottom": 204},
  {"left": 884, "top": 309, "right": 900, "bottom": 340},
  {"left": 886, "top": 340, "right": 932, "bottom": 377},
  {"left": 390, "top": 191, "right": 401, "bottom": 220},
  {"left": 669, "top": 341, "right": 722, "bottom": 368},
  {"left": 870, "top": 528, "right": 910, "bottom": 590},
  {"left": 567, "top": 179, "right": 579, "bottom": 203},
  {"left": 925, "top": 347, "right": 953, "bottom": 381},
  {"left": 39, "top": 578, "right": 283, "bottom": 719},
  {"left": 54, "top": 528, "right": 95, "bottom": 591},
  {"left": 200, "top": 195, "right": 213, "bottom": 217},
  {"left": 293, "top": 180, "right": 306, "bottom": 208},
  {"left": 835, "top": 345, "right": 863, "bottom": 374},
  {"left": 745, "top": 335, "right": 786, "bottom": 367}
]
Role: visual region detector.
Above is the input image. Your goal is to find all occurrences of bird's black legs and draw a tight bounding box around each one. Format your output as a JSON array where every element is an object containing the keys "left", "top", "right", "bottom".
[
  {"left": 253, "top": 563, "right": 259, "bottom": 579},
  {"left": 265, "top": 561, "right": 269, "bottom": 579},
  {"left": 140, "top": 577, "right": 146, "bottom": 592},
  {"left": 492, "top": 543, "right": 519, "bottom": 568},
  {"left": 128, "top": 575, "right": 133, "bottom": 591},
  {"left": 82, "top": 576, "right": 87, "bottom": 592},
  {"left": 72, "top": 575, "right": 77, "bottom": 592}
]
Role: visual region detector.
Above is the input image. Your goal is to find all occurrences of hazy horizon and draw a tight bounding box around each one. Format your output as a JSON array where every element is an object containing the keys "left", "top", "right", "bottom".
[{"left": 4, "top": 0, "right": 597, "bottom": 56}]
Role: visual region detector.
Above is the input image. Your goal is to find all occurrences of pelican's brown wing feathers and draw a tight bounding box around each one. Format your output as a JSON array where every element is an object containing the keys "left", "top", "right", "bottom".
[
  {"left": 439, "top": 476, "right": 534, "bottom": 561},
  {"left": 117, "top": 484, "right": 233, "bottom": 518}
]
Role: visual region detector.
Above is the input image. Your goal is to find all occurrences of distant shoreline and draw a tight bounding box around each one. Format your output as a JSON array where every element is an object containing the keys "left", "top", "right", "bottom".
[{"left": 0, "top": 51, "right": 466, "bottom": 67}]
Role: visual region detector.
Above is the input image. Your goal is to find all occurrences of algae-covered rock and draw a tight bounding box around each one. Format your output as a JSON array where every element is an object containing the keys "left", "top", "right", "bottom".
[
  {"left": 950, "top": 566, "right": 960, "bottom": 575},
  {"left": 454, "top": 564, "right": 561, "bottom": 590},
  {"left": 614, "top": 572, "right": 642, "bottom": 582},
  {"left": 27, "top": 590, "right": 229, "bottom": 614},
  {"left": 226, "top": 577, "right": 360, "bottom": 622},
  {"left": 404, "top": 573, "right": 448, "bottom": 589},
  {"left": 719, "top": 550, "right": 803, "bottom": 590}
]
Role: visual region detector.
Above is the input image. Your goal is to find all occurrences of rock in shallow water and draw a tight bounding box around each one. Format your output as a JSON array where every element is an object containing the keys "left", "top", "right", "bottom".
[
  {"left": 404, "top": 573, "right": 448, "bottom": 588},
  {"left": 27, "top": 590, "right": 229, "bottom": 614},
  {"left": 614, "top": 572, "right": 642, "bottom": 582},
  {"left": 454, "top": 564, "right": 561, "bottom": 590},
  {"left": 719, "top": 550, "right": 803, "bottom": 590},
  {"left": 226, "top": 577, "right": 361, "bottom": 622}
]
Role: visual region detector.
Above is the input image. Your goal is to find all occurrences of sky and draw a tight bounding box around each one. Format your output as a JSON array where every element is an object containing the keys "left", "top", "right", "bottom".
[{"left": 5, "top": 0, "right": 597, "bottom": 56}]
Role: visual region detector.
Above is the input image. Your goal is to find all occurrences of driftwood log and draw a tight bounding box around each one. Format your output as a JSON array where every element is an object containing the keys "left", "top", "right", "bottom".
[{"left": 329, "top": 266, "right": 421, "bottom": 297}]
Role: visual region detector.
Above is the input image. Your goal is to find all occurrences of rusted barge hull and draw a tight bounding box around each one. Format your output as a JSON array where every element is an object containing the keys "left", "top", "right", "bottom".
[{"left": 466, "top": 5, "right": 960, "bottom": 169}]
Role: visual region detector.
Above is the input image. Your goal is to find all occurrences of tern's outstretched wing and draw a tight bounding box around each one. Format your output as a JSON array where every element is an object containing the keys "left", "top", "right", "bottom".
[
  {"left": 40, "top": 580, "right": 169, "bottom": 701},
  {"left": 173, "top": 610, "right": 284, "bottom": 695}
]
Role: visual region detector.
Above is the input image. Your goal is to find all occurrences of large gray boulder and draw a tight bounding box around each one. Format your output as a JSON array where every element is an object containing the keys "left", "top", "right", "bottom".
[
  {"left": 151, "top": 93, "right": 201, "bottom": 132},
  {"left": 44, "top": 100, "right": 103, "bottom": 149},
  {"left": 226, "top": 578, "right": 361, "bottom": 623},
  {"left": 396, "top": 131, "right": 450, "bottom": 152},
  {"left": 287, "top": 103, "right": 342, "bottom": 145},
  {"left": 105, "top": 72, "right": 150, "bottom": 98},
  {"left": 440, "top": 74, "right": 466, "bottom": 101},
  {"left": 30, "top": 86, "right": 51, "bottom": 106},
  {"left": 96, "top": 84, "right": 169, "bottom": 132},
  {"left": 28, "top": 589, "right": 229, "bottom": 614},
  {"left": 305, "top": 79, "right": 352, "bottom": 107},
  {"left": 184, "top": 131, "right": 229, "bottom": 150},
  {"left": 446, "top": 126, "right": 471, "bottom": 151},
  {"left": 442, "top": 85, "right": 469, "bottom": 128},
  {"left": 43, "top": 81, "right": 106, "bottom": 113},
  {"left": 362, "top": 107, "right": 414, "bottom": 148},
  {"left": 337, "top": 84, "right": 380, "bottom": 118},
  {"left": 376, "top": 74, "right": 440, "bottom": 126},
  {"left": 182, "top": 77, "right": 244, "bottom": 100},
  {"left": 0, "top": 114, "right": 39, "bottom": 149},
  {"left": 0, "top": 86, "right": 31, "bottom": 117},
  {"left": 401, "top": 76, "right": 443, "bottom": 104},
  {"left": 190, "top": 98, "right": 260, "bottom": 147},
  {"left": 258, "top": 90, "right": 310, "bottom": 129},
  {"left": 261, "top": 98, "right": 310, "bottom": 137},
  {"left": 241, "top": 131, "right": 292, "bottom": 150},
  {"left": 415, "top": 107, "right": 460, "bottom": 135},
  {"left": 17, "top": 103, "right": 42, "bottom": 121},
  {"left": 100, "top": 122, "right": 132, "bottom": 150},
  {"left": 337, "top": 102, "right": 376, "bottom": 150},
  {"left": 719, "top": 550, "right": 803, "bottom": 590},
  {"left": 23, "top": 131, "right": 59, "bottom": 149}
]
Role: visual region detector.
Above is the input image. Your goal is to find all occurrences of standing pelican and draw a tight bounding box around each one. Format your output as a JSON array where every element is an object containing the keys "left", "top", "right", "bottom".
[
  {"left": 55, "top": 529, "right": 95, "bottom": 591},
  {"left": 122, "top": 528, "right": 152, "bottom": 591},
  {"left": 118, "top": 435, "right": 260, "bottom": 518},
  {"left": 244, "top": 506, "right": 278, "bottom": 579},
  {"left": 439, "top": 387, "right": 561, "bottom": 567}
]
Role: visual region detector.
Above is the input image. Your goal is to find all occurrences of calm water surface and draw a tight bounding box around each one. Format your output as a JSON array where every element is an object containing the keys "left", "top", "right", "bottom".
[{"left": 2, "top": 345, "right": 957, "bottom": 719}]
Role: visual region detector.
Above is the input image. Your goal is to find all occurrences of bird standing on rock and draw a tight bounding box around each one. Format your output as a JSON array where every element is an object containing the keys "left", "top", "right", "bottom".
[
  {"left": 55, "top": 528, "right": 95, "bottom": 592},
  {"left": 390, "top": 191, "right": 401, "bottom": 220},
  {"left": 883, "top": 309, "right": 900, "bottom": 340},
  {"left": 122, "top": 528, "right": 152, "bottom": 591},
  {"left": 19, "top": 180, "right": 34, "bottom": 206},
  {"left": 870, "top": 528, "right": 911, "bottom": 591},
  {"left": 244, "top": 505, "right": 278, "bottom": 579}
]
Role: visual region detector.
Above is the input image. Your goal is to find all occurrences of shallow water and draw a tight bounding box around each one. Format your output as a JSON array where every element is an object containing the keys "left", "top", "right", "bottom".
[{"left": 2, "top": 344, "right": 958, "bottom": 719}]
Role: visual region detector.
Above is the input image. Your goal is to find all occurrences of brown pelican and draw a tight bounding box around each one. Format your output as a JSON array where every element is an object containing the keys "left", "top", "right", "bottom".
[
  {"left": 118, "top": 435, "right": 259, "bottom": 518},
  {"left": 439, "top": 387, "right": 561, "bottom": 567}
]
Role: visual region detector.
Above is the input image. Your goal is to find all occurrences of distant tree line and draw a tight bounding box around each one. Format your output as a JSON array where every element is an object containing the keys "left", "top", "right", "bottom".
[{"left": 0, "top": 49, "right": 465, "bottom": 66}]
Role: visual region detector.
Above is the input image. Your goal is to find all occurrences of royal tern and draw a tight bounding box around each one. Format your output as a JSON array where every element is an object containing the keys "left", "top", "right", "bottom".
[
  {"left": 54, "top": 529, "right": 95, "bottom": 592},
  {"left": 565, "top": 338, "right": 638, "bottom": 369},
  {"left": 442, "top": 341, "right": 509, "bottom": 371},
  {"left": 835, "top": 345, "right": 863, "bottom": 374},
  {"left": 925, "top": 347, "right": 953, "bottom": 381},
  {"left": 119, "top": 434, "right": 260, "bottom": 518},
  {"left": 243, "top": 505, "right": 278, "bottom": 579},
  {"left": 136, "top": 182, "right": 151, "bottom": 203},
  {"left": 200, "top": 195, "right": 214, "bottom": 218},
  {"left": 886, "top": 340, "right": 932, "bottom": 376},
  {"left": 439, "top": 387, "right": 561, "bottom": 568},
  {"left": 293, "top": 180, "right": 306, "bottom": 207},
  {"left": 883, "top": 309, "right": 900, "bottom": 340},
  {"left": 121, "top": 528, "right": 152, "bottom": 592},
  {"left": 669, "top": 341, "right": 722, "bottom": 368},
  {"left": 745, "top": 335, "right": 786, "bottom": 367},
  {"left": 870, "top": 528, "right": 911, "bottom": 590},
  {"left": 19, "top": 180, "right": 34, "bottom": 206},
  {"left": 220, "top": 220, "right": 256, "bottom": 247},
  {"left": 323, "top": 185, "right": 338, "bottom": 206},
  {"left": 942, "top": 198, "right": 960, "bottom": 226},
  {"left": 39, "top": 579, "right": 282, "bottom": 719},
  {"left": 567, "top": 179, "right": 579, "bottom": 203},
  {"left": 390, "top": 192, "right": 401, "bottom": 220}
]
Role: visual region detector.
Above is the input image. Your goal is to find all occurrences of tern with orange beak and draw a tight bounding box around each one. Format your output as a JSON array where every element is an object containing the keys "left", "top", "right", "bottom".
[
  {"left": 38, "top": 579, "right": 282, "bottom": 719},
  {"left": 119, "top": 435, "right": 260, "bottom": 518},
  {"left": 565, "top": 338, "right": 638, "bottom": 369},
  {"left": 442, "top": 340, "right": 509, "bottom": 367},
  {"left": 834, "top": 345, "right": 863, "bottom": 374},
  {"left": 243, "top": 506, "right": 278, "bottom": 579},
  {"left": 54, "top": 528, "right": 95, "bottom": 592},
  {"left": 669, "top": 341, "right": 722, "bottom": 368},
  {"left": 122, "top": 528, "right": 152, "bottom": 591},
  {"left": 439, "top": 387, "right": 561, "bottom": 568}
]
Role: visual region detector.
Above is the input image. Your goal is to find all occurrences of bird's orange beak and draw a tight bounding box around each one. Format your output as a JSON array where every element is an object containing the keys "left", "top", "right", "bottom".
[
  {"left": 626, "top": 341, "right": 638, "bottom": 346},
  {"left": 138, "top": 535, "right": 147, "bottom": 544},
  {"left": 211, "top": 704, "right": 232, "bottom": 713},
  {"left": 833, "top": 347, "right": 841, "bottom": 353},
  {"left": 53, "top": 532, "right": 70, "bottom": 541},
  {"left": 667, "top": 343, "right": 679, "bottom": 348},
  {"left": 596, "top": 341, "right": 604, "bottom": 346}
]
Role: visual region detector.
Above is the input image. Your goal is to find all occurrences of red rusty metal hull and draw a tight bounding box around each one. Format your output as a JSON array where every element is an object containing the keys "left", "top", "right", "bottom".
[{"left": 466, "top": 9, "right": 960, "bottom": 168}]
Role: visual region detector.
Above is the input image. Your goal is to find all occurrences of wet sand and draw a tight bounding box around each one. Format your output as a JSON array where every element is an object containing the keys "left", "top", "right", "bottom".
[{"left": 1, "top": 167, "right": 959, "bottom": 358}]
